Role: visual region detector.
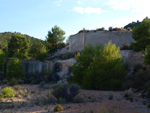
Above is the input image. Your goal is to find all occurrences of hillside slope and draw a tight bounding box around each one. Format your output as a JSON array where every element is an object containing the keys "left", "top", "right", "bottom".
[{"left": 0, "top": 32, "right": 44, "bottom": 51}]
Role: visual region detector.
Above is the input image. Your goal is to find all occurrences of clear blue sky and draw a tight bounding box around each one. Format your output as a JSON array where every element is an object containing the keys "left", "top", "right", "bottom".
[{"left": 0, "top": 0, "right": 149, "bottom": 41}]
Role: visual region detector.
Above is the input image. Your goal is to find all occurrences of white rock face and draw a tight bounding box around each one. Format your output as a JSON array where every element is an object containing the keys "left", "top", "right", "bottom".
[
  {"left": 69, "top": 31, "right": 135, "bottom": 52},
  {"left": 55, "top": 58, "right": 76, "bottom": 79}
]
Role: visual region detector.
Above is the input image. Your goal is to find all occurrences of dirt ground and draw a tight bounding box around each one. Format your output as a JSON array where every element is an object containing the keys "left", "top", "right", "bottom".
[{"left": 0, "top": 84, "right": 150, "bottom": 113}]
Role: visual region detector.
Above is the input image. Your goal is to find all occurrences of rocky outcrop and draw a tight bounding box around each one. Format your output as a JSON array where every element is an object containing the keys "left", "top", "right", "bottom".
[
  {"left": 69, "top": 31, "right": 135, "bottom": 52},
  {"left": 54, "top": 58, "right": 76, "bottom": 82}
]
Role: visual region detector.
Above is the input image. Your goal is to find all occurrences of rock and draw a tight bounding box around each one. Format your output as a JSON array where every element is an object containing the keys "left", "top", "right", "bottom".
[
  {"left": 125, "top": 88, "right": 136, "bottom": 95},
  {"left": 55, "top": 58, "right": 76, "bottom": 79}
]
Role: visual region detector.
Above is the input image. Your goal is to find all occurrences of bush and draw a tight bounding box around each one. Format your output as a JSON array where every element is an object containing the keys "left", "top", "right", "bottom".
[
  {"left": 0, "top": 49, "right": 6, "bottom": 80},
  {"left": 2, "top": 87, "right": 16, "bottom": 98},
  {"left": 72, "top": 44, "right": 103, "bottom": 85},
  {"left": 6, "top": 58, "right": 24, "bottom": 82},
  {"left": 59, "top": 52, "right": 75, "bottom": 60},
  {"left": 9, "top": 78, "right": 18, "bottom": 86},
  {"left": 73, "top": 41, "right": 126, "bottom": 90},
  {"left": 69, "top": 84, "right": 80, "bottom": 100},
  {"left": 54, "top": 104, "right": 63, "bottom": 112},
  {"left": 124, "top": 70, "right": 150, "bottom": 93},
  {"left": 52, "top": 84, "right": 69, "bottom": 100},
  {"left": 52, "top": 84, "right": 80, "bottom": 102},
  {"left": 144, "top": 45, "right": 150, "bottom": 65},
  {"left": 29, "top": 40, "right": 47, "bottom": 61},
  {"left": 131, "top": 17, "right": 150, "bottom": 51},
  {"left": 133, "top": 64, "right": 143, "bottom": 72},
  {"left": 121, "top": 42, "right": 131, "bottom": 50}
]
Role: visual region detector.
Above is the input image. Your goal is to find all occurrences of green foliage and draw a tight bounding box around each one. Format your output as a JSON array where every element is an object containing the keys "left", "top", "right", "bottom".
[
  {"left": 29, "top": 40, "right": 47, "bottom": 61},
  {"left": 144, "top": 45, "right": 150, "bottom": 65},
  {"left": 6, "top": 58, "right": 24, "bottom": 82},
  {"left": 2, "top": 87, "right": 16, "bottom": 98},
  {"left": 0, "top": 49, "right": 6, "bottom": 74},
  {"left": 9, "top": 78, "right": 18, "bottom": 86},
  {"left": 54, "top": 104, "right": 63, "bottom": 112},
  {"left": 72, "top": 44, "right": 103, "bottom": 85},
  {"left": 124, "top": 70, "right": 150, "bottom": 91},
  {"left": 124, "top": 20, "right": 141, "bottom": 29},
  {"left": 52, "top": 84, "right": 69, "bottom": 100},
  {"left": 46, "top": 25, "right": 65, "bottom": 52},
  {"left": 0, "top": 32, "right": 43, "bottom": 52},
  {"left": 24, "top": 68, "right": 52, "bottom": 84},
  {"left": 13, "top": 50, "right": 25, "bottom": 60},
  {"left": 131, "top": 17, "right": 150, "bottom": 51},
  {"left": 124, "top": 93, "right": 133, "bottom": 102},
  {"left": 73, "top": 41, "right": 126, "bottom": 90},
  {"left": 52, "top": 84, "right": 80, "bottom": 102},
  {"left": 8, "top": 33, "right": 29, "bottom": 59}
]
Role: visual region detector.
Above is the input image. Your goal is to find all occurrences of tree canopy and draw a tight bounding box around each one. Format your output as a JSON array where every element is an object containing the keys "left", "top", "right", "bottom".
[
  {"left": 8, "top": 33, "right": 29, "bottom": 59},
  {"left": 73, "top": 41, "right": 126, "bottom": 90},
  {"left": 124, "top": 20, "right": 141, "bottom": 29},
  {"left": 131, "top": 17, "right": 150, "bottom": 51},
  {"left": 144, "top": 45, "right": 150, "bottom": 65},
  {"left": 0, "top": 49, "right": 6, "bottom": 78},
  {"left": 6, "top": 58, "right": 24, "bottom": 81},
  {"left": 46, "top": 25, "right": 65, "bottom": 52},
  {"left": 29, "top": 40, "right": 47, "bottom": 61},
  {"left": 0, "top": 32, "right": 42, "bottom": 52}
]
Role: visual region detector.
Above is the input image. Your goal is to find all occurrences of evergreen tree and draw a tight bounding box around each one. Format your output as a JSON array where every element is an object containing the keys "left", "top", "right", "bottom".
[
  {"left": 0, "top": 49, "right": 6, "bottom": 79},
  {"left": 29, "top": 41, "right": 47, "bottom": 61},
  {"left": 131, "top": 17, "right": 150, "bottom": 51},
  {"left": 8, "top": 33, "right": 29, "bottom": 59},
  {"left": 6, "top": 58, "right": 24, "bottom": 81},
  {"left": 73, "top": 41, "right": 126, "bottom": 90},
  {"left": 72, "top": 44, "right": 103, "bottom": 85},
  {"left": 46, "top": 25, "right": 65, "bottom": 52},
  {"left": 82, "top": 42, "right": 126, "bottom": 90}
]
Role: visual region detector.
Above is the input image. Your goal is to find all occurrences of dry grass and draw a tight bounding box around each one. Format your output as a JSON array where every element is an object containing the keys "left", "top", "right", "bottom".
[{"left": 0, "top": 84, "right": 149, "bottom": 113}]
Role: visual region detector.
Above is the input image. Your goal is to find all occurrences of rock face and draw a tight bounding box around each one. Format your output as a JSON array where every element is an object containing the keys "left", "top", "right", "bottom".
[
  {"left": 20, "top": 60, "right": 53, "bottom": 77},
  {"left": 69, "top": 31, "right": 135, "bottom": 52},
  {"left": 120, "top": 50, "right": 148, "bottom": 75},
  {"left": 20, "top": 50, "right": 145, "bottom": 81},
  {"left": 54, "top": 58, "right": 76, "bottom": 82}
]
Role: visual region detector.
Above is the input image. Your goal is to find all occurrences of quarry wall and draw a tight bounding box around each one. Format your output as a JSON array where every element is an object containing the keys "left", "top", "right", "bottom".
[
  {"left": 69, "top": 31, "right": 135, "bottom": 52},
  {"left": 21, "top": 60, "right": 54, "bottom": 76}
]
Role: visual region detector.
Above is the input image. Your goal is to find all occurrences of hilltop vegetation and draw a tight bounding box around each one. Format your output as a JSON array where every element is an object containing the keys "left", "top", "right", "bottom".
[
  {"left": 124, "top": 20, "right": 141, "bottom": 29},
  {"left": 0, "top": 32, "right": 44, "bottom": 52}
]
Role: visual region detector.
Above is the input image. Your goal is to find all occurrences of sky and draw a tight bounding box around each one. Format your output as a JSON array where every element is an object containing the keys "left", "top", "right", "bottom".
[{"left": 0, "top": 0, "right": 150, "bottom": 41}]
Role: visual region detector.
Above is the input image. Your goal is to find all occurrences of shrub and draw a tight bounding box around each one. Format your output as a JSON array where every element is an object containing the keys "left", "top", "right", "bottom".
[
  {"left": 69, "top": 84, "right": 80, "bottom": 100},
  {"left": 108, "top": 93, "right": 113, "bottom": 100},
  {"left": 52, "top": 84, "right": 69, "bottom": 100},
  {"left": 52, "top": 73, "right": 60, "bottom": 82},
  {"left": 0, "top": 49, "right": 6, "bottom": 80},
  {"left": 59, "top": 52, "right": 75, "bottom": 60},
  {"left": 13, "top": 85, "right": 21, "bottom": 91},
  {"left": 121, "top": 42, "right": 131, "bottom": 50},
  {"left": 73, "top": 96, "right": 84, "bottom": 103},
  {"left": 2, "top": 87, "right": 16, "bottom": 98},
  {"left": 52, "top": 84, "right": 80, "bottom": 102},
  {"left": 131, "top": 17, "right": 150, "bottom": 51},
  {"left": 133, "top": 64, "right": 143, "bottom": 72},
  {"left": 144, "top": 45, "right": 150, "bottom": 65},
  {"left": 73, "top": 41, "right": 126, "bottom": 90},
  {"left": 124, "top": 70, "right": 150, "bottom": 91},
  {"left": 9, "top": 78, "right": 18, "bottom": 86},
  {"left": 148, "top": 103, "right": 150, "bottom": 109},
  {"left": 54, "top": 104, "right": 63, "bottom": 112},
  {"left": 72, "top": 44, "right": 103, "bottom": 85},
  {"left": 6, "top": 58, "right": 24, "bottom": 82}
]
